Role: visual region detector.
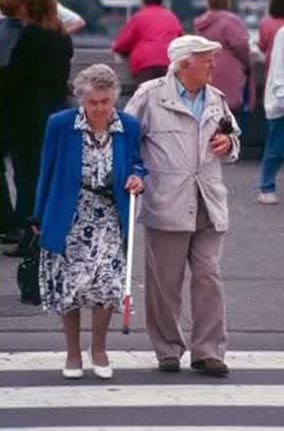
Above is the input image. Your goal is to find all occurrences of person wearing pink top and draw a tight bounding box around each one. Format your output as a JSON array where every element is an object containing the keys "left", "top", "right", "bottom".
[
  {"left": 112, "top": 0, "right": 183, "bottom": 84},
  {"left": 258, "top": 0, "right": 284, "bottom": 80},
  {"left": 194, "top": 0, "right": 255, "bottom": 117}
]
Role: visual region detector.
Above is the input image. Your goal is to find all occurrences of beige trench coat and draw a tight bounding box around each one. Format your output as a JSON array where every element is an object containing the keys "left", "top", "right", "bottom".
[{"left": 125, "top": 72, "right": 240, "bottom": 232}]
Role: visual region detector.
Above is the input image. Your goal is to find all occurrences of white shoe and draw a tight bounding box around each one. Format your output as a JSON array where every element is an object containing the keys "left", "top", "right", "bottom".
[
  {"left": 88, "top": 348, "right": 113, "bottom": 380},
  {"left": 93, "top": 363, "right": 113, "bottom": 379},
  {"left": 257, "top": 192, "right": 279, "bottom": 205},
  {"left": 62, "top": 367, "right": 84, "bottom": 379}
]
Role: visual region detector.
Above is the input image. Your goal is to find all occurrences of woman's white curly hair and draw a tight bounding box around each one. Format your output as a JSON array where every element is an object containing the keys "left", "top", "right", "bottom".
[{"left": 73, "top": 63, "right": 121, "bottom": 101}]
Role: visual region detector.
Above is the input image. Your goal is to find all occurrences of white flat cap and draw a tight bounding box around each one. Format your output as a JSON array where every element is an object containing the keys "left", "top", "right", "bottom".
[{"left": 168, "top": 35, "right": 222, "bottom": 62}]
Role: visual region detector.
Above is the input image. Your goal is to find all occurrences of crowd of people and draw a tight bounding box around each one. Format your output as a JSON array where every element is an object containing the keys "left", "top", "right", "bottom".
[{"left": 0, "top": 0, "right": 283, "bottom": 379}]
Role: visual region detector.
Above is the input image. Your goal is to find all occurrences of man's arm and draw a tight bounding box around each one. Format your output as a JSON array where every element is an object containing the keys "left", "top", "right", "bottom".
[
  {"left": 215, "top": 99, "right": 241, "bottom": 163},
  {"left": 112, "top": 17, "right": 137, "bottom": 57},
  {"left": 124, "top": 86, "right": 148, "bottom": 135},
  {"left": 224, "top": 18, "right": 251, "bottom": 71},
  {"left": 269, "top": 28, "right": 284, "bottom": 100}
]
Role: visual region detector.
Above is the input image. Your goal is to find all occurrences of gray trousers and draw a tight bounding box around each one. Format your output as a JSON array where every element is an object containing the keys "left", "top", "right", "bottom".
[{"left": 144, "top": 200, "right": 227, "bottom": 362}]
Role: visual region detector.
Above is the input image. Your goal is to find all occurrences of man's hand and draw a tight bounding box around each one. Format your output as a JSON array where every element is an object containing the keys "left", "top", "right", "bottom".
[
  {"left": 125, "top": 176, "right": 144, "bottom": 195},
  {"left": 210, "top": 133, "right": 232, "bottom": 157}
]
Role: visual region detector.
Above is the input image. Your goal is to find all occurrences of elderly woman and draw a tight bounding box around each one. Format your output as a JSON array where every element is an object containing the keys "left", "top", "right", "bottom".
[{"left": 32, "top": 64, "right": 146, "bottom": 379}]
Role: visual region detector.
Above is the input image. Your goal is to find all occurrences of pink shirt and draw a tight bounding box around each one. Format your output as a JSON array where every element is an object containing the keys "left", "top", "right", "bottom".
[
  {"left": 194, "top": 10, "right": 254, "bottom": 111},
  {"left": 258, "top": 16, "right": 284, "bottom": 79},
  {"left": 112, "top": 5, "right": 183, "bottom": 77}
]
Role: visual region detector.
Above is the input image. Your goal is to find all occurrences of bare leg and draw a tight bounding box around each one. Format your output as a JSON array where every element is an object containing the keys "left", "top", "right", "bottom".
[
  {"left": 62, "top": 309, "right": 82, "bottom": 368},
  {"left": 91, "top": 306, "right": 113, "bottom": 366}
]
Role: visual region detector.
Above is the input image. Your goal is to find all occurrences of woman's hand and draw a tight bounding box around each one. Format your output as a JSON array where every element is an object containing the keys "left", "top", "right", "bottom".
[
  {"left": 31, "top": 225, "right": 40, "bottom": 236},
  {"left": 125, "top": 175, "right": 144, "bottom": 195}
]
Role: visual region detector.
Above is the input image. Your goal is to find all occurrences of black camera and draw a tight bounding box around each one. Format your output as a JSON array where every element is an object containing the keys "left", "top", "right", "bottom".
[{"left": 216, "top": 116, "right": 234, "bottom": 135}]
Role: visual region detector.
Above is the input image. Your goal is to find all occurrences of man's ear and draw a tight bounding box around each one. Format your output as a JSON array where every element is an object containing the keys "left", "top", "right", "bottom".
[{"left": 180, "top": 58, "right": 191, "bottom": 70}]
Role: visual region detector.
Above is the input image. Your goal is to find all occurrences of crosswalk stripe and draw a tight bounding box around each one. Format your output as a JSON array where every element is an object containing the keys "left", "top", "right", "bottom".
[
  {"left": 1, "top": 385, "right": 284, "bottom": 408},
  {"left": 1, "top": 351, "right": 284, "bottom": 371},
  {"left": 2, "top": 428, "right": 284, "bottom": 431}
]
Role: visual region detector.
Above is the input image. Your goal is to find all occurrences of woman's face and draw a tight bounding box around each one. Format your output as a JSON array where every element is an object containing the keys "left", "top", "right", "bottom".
[{"left": 82, "top": 87, "right": 116, "bottom": 123}]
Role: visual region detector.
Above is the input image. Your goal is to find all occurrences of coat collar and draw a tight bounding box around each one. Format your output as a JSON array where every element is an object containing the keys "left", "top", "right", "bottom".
[
  {"left": 74, "top": 106, "right": 124, "bottom": 134},
  {"left": 158, "top": 71, "right": 224, "bottom": 122},
  {"left": 66, "top": 108, "right": 127, "bottom": 139}
]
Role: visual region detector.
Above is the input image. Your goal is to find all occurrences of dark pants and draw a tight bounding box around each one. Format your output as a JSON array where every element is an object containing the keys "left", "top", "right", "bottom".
[
  {"left": 0, "top": 153, "right": 15, "bottom": 233},
  {"left": 10, "top": 146, "right": 39, "bottom": 228},
  {"left": 9, "top": 100, "right": 68, "bottom": 227}
]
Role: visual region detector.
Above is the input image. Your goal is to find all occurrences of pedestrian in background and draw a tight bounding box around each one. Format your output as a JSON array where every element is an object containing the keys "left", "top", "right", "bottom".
[
  {"left": 194, "top": 0, "right": 255, "bottom": 124},
  {"left": 32, "top": 64, "right": 146, "bottom": 379},
  {"left": 2, "top": 0, "right": 73, "bottom": 257},
  {"left": 258, "top": 0, "right": 284, "bottom": 81},
  {"left": 0, "top": 0, "right": 23, "bottom": 241},
  {"left": 257, "top": 26, "right": 284, "bottom": 204},
  {"left": 126, "top": 35, "right": 240, "bottom": 377},
  {"left": 112, "top": 0, "right": 183, "bottom": 85}
]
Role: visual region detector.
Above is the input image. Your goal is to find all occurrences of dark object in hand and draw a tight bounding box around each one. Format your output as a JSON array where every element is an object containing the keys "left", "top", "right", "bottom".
[
  {"left": 216, "top": 116, "right": 234, "bottom": 135},
  {"left": 17, "top": 227, "right": 41, "bottom": 306}
]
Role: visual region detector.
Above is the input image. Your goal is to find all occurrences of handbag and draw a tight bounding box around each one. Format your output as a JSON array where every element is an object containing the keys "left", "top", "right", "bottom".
[{"left": 17, "top": 228, "right": 41, "bottom": 306}]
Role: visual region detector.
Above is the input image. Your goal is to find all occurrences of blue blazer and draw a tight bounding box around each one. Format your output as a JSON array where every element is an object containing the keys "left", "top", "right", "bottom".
[{"left": 33, "top": 108, "right": 147, "bottom": 254}]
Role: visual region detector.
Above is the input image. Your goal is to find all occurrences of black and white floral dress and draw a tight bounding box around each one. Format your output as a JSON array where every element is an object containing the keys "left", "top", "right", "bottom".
[{"left": 39, "top": 108, "right": 126, "bottom": 314}]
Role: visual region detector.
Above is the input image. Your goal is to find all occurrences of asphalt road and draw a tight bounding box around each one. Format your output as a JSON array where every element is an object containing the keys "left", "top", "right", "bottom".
[
  {"left": 1, "top": 160, "right": 284, "bottom": 347},
  {"left": 1, "top": 161, "right": 284, "bottom": 430}
]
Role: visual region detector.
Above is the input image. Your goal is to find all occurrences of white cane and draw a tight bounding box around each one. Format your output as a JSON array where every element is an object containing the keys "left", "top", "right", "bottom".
[{"left": 122, "top": 192, "right": 136, "bottom": 334}]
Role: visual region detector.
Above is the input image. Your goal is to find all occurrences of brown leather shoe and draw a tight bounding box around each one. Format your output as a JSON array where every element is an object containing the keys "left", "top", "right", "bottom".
[
  {"left": 159, "top": 357, "right": 180, "bottom": 372},
  {"left": 191, "top": 358, "right": 229, "bottom": 377}
]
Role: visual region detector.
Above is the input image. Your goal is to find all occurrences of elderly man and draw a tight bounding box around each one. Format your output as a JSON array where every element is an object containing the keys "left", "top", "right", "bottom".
[{"left": 125, "top": 35, "right": 240, "bottom": 377}]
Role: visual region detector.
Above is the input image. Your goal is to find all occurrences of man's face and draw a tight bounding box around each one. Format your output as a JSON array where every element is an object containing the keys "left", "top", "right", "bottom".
[{"left": 185, "top": 51, "right": 217, "bottom": 88}]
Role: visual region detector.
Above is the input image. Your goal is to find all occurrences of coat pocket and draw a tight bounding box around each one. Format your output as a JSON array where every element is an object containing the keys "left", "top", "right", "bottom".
[{"left": 141, "top": 170, "right": 196, "bottom": 230}]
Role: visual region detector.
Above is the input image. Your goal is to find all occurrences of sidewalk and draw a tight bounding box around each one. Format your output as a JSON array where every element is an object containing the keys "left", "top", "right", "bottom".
[{"left": 1, "top": 161, "right": 284, "bottom": 340}]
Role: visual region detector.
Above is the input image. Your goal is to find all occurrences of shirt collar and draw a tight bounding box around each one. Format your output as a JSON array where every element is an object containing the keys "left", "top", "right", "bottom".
[
  {"left": 74, "top": 106, "right": 124, "bottom": 134},
  {"left": 175, "top": 78, "right": 205, "bottom": 104}
]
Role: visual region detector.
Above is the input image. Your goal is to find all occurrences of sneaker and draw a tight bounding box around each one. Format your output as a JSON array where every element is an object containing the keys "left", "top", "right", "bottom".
[
  {"left": 159, "top": 357, "right": 180, "bottom": 372},
  {"left": 257, "top": 192, "right": 279, "bottom": 205},
  {"left": 191, "top": 358, "right": 229, "bottom": 377}
]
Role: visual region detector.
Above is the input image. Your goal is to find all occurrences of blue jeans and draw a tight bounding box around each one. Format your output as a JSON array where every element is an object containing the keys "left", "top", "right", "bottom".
[{"left": 259, "top": 117, "right": 284, "bottom": 193}]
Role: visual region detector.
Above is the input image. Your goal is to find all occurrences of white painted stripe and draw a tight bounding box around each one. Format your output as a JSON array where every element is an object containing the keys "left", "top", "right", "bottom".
[
  {"left": 2, "top": 428, "right": 283, "bottom": 431},
  {"left": 1, "top": 385, "right": 284, "bottom": 408},
  {"left": 0, "top": 351, "right": 284, "bottom": 371}
]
